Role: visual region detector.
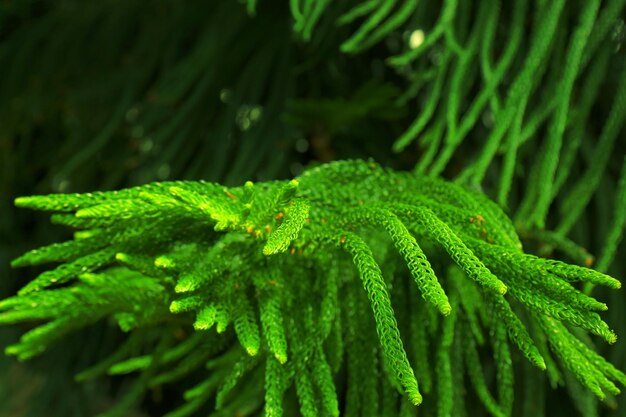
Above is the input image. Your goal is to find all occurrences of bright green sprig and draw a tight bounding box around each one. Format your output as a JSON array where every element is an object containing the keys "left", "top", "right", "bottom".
[
  {"left": 6, "top": 159, "right": 623, "bottom": 416},
  {"left": 19, "top": 248, "right": 117, "bottom": 295},
  {"left": 259, "top": 290, "right": 289, "bottom": 364},
  {"left": 232, "top": 288, "right": 261, "bottom": 356},
  {"left": 348, "top": 207, "right": 451, "bottom": 315},
  {"left": 1, "top": 269, "right": 168, "bottom": 360},
  {"left": 538, "top": 315, "right": 626, "bottom": 400},
  {"left": 397, "top": 205, "right": 508, "bottom": 295},
  {"left": 341, "top": 231, "right": 422, "bottom": 405},
  {"left": 264, "top": 198, "right": 310, "bottom": 255}
]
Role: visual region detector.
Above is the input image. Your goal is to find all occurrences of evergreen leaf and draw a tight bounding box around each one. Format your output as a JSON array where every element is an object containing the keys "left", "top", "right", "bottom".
[
  {"left": 341, "top": 231, "right": 422, "bottom": 405},
  {"left": 7, "top": 159, "right": 625, "bottom": 415},
  {"left": 263, "top": 198, "right": 310, "bottom": 255}
]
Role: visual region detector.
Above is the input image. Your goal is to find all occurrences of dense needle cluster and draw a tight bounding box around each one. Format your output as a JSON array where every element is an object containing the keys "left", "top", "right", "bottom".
[{"left": 2, "top": 160, "right": 624, "bottom": 417}]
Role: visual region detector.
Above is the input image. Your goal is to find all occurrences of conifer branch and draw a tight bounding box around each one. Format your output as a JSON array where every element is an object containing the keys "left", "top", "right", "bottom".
[{"left": 4, "top": 160, "right": 624, "bottom": 415}]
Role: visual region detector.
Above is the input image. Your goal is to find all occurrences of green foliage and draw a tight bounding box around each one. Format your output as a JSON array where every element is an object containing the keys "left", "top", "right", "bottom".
[
  {"left": 0, "top": 269, "right": 168, "bottom": 360},
  {"left": 2, "top": 0, "right": 626, "bottom": 416},
  {"left": 4, "top": 160, "right": 624, "bottom": 416}
]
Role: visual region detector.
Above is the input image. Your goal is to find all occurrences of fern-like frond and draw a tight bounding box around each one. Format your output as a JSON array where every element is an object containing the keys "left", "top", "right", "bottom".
[{"left": 5, "top": 159, "right": 624, "bottom": 416}]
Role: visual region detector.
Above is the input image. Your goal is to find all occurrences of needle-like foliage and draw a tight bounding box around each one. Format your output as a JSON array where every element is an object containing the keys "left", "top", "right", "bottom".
[
  {"left": 2, "top": 0, "right": 626, "bottom": 416},
  {"left": 4, "top": 160, "right": 623, "bottom": 416}
]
